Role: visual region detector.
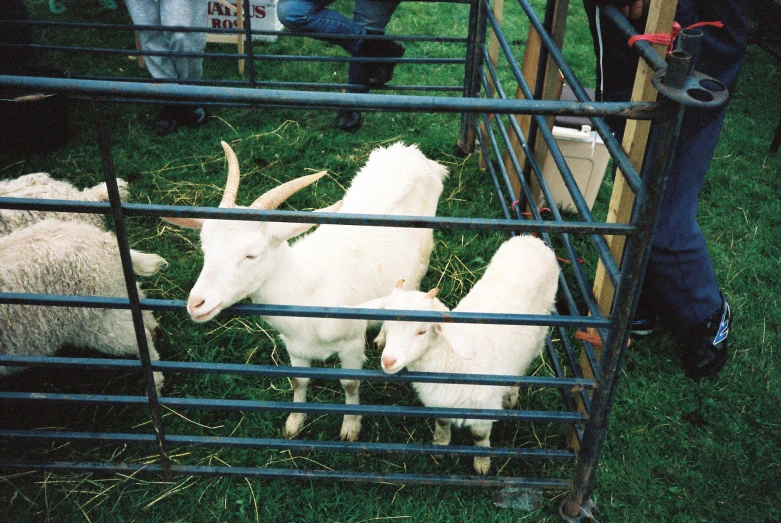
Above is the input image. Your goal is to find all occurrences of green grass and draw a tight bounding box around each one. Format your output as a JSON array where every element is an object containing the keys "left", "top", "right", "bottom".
[{"left": 2, "top": 1, "right": 781, "bottom": 521}]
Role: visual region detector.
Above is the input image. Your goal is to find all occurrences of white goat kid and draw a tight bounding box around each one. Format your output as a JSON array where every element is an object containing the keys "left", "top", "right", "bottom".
[
  {"left": 0, "top": 219, "right": 167, "bottom": 394},
  {"left": 356, "top": 235, "right": 559, "bottom": 474},
  {"left": 165, "top": 141, "right": 448, "bottom": 441},
  {"left": 0, "top": 172, "right": 128, "bottom": 235}
]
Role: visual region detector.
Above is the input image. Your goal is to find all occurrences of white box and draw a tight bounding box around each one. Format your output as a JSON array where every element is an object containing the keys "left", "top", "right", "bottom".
[
  {"left": 206, "top": 0, "right": 283, "bottom": 44},
  {"left": 539, "top": 124, "right": 610, "bottom": 212}
]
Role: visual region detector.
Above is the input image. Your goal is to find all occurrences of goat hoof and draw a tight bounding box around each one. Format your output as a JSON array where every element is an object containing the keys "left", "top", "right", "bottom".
[
  {"left": 473, "top": 456, "right": 491, "bottom": 475},
  {"left": 285, "top": 413, "right": 306, "bottom": 439},
  {"left": 340, "top": 418, "right": 362, "bottom": 442}
]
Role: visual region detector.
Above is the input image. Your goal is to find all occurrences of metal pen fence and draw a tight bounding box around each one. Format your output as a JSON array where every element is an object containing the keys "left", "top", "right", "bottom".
[{"left": 0, "top": 0, "right": 728, "bottom": 518}]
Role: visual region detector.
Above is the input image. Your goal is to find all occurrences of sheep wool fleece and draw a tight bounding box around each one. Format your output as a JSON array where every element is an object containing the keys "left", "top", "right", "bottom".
[
  {"left": 0, "top": 173, "right": 127, "bottom": 235},
  {"left": 0, "top": 220, "right": 160, "bottom": 376}
]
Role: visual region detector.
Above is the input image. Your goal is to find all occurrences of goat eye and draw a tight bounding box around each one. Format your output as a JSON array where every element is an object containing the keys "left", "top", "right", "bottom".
[
  {"left": 415, "top": 329, "right": 428, "bottom": 336},
  {"left": 245, "top": 254, "right": 258, "bottom": 260}
]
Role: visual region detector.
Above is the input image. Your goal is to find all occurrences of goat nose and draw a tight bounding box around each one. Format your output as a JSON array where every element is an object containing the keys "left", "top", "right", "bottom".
[
  {"left": 187, "top": 295, "right": 206, "bottom": 313},
  {"left": 381, "top": 355, "right": 397, "bottom": 369}
]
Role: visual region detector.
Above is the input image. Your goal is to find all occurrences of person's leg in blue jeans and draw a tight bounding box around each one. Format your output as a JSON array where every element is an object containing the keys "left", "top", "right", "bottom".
[
  {"left": 584, "top": 0, "right": 748, "bottom": 378},
  {"left": 278, "top": 0, "right": 402, "bottom": 131},
  {"left": 278, "top": 0, "right": 367, "bottom": 53}
]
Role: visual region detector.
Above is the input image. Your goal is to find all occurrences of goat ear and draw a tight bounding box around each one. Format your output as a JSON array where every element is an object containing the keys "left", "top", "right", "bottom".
[
  {"left": 269, "top": 221, "right": 317, "bottom": 241},
  {"left": 163, "top": 217, "right": 204, "bottom": 230},
  {"left": 352, "top": 296, "right": 389, "bottom": 309},
  {"left": 268, "top": 200, "right": 342, "bottom": 241},
  {"left": 436, "top": 324, "right": 476, "bottom": 359}
]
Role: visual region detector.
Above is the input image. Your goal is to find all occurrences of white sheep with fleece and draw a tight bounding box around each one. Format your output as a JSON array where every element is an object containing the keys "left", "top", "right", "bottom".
[
  {"left": 165, "top": 141, "right": 448, "bottom": 442},
  {"left": 0, "top": 219, "right": 167, "bottom": 394},
  {"left": 356, "top": 235, "right": 559, "bottom": 474},
  {"left": 0, "top": 172, "right": 128, "bottom": 235}
]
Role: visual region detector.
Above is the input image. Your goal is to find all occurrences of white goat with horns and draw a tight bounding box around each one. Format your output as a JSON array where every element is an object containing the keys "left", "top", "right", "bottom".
[
  {"left": 165, "top": 141, "right": 448, "bottom": 441},
  {"left": 355, "top": 235, "right": 559, "bottom": 474}
]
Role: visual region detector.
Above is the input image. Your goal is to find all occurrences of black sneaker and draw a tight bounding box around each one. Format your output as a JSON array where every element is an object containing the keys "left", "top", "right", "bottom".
[
  {"left": 630, "top": 291, "right": 656, "bottom": 338},
  {"left": 683, "top": 297, "right": 731, "bottom": 380},
  {"left": 630, "top": 315, "right": 656, "bottom": 338}
]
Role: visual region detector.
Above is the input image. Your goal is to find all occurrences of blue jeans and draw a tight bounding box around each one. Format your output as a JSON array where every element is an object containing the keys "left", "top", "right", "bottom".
[
  {"left": 585, "top": 0, "right": 748, "bottom": 329},
  {"left": 277, "top": 0, "right": 400, "bottom": 54}
]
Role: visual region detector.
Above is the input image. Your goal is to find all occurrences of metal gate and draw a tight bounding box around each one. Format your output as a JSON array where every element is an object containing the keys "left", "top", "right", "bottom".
[{"left": 0, "top": 0, "right": 727, "bottom": 518}]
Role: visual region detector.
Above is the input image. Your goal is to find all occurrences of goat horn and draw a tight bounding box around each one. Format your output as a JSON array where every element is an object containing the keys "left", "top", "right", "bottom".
[
  {"left": 395, "top": 279, "right": 405, "bottom": 289},
  {"left": 219, "top": 141, "right": 241, "bottom": 208},
  {"left": 250, "top": 170, "right": 328, "bottom": 210},
  {"left": 425, "top": 288, "right": 439, "bottom": 299}
]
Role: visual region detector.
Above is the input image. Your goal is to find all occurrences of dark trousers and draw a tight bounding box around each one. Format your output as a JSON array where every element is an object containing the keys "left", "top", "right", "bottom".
[{"left": 585, "top": 0, "right": 748, "bottom": 329}]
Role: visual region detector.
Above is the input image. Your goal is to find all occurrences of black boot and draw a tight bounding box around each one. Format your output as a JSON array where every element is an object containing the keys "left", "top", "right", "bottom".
[{"left": 335, "top": 60, "right": 369, "bottom": 132}]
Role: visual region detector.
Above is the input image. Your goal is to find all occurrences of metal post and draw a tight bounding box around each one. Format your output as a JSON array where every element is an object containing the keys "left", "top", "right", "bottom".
[
  {"left": 243, "top": 0, "right": 257, "bottom": 88},
  {"left": 676, "top": 28, "right": 703, "bottom": 73},
  {"left": 560, "top": 61, "right": 689, "bottom": 520},
  {"left": 90, "top": 100, "right": 171, "bottom": 477},
  {"left": 457, "top": 0, "right": 488, "bottom": 154},
  {"left": 520, "top": 0, "right": 558, "bottom": 190}
]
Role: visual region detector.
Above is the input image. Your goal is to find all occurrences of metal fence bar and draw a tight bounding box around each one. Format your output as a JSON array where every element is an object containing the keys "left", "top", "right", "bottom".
[
  {"left": 0, "top": 461, "right": 571, "bottom": 489},
  {"left": 0, "top": 392, "right": 587, "bottom": 423},
  {"left": 563, "top": 80, "right": 690, "bottom": 518},
  {"left": 0, "top": 430, "right": 577, "bottom": 460},
  {"left": 600, "top": 4, "right": 668, "bottom": 72},
  {"left": 0, "top": 356, "right": 595, "bottom": 389},
  {"left": 89, "top": 100, "right": 170, "bottom": 475},
  {"left": 65, "top": 76, "right": 463, "bottom": 92},
  {"left": 0, "top": 293, "right": 611, "bottom": 330},
  {"left": 474, "top": 119, "right": 514, "bottom": 219},
  {"left": 67, "top": 74, "right": 463, "bottom": 91},
  {"left": 0, "top": 197, "right": 638, "bottom": 235},
  {"left": 242, "top": 0, "right": 257, "bottom": 87},
  {"left": 458, "top": 0, "right": 488, "bottom": 151},
  {"left": 0, "top": 76, "right": 662, "bottom": 118},
  {"left": 518, "top": 0, "right": 556, "bottom": 186},
  {"left": 0, "top": 43, "right": 461, "bottom": 65},
  {"left": 1, "top": 19, "right": 470, "bottom": 43}
]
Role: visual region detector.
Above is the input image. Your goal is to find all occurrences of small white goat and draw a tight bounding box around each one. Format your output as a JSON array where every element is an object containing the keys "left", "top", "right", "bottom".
[
  {"left": 356, "top": 235, "right": 559, "bottom": 474},
  {"left": 0, "top": 219, "right": 167, "bottom": 394},
  {"left": 165, "top": 141, "right": 448, "bottom": 441},
  {"left": 0, "top": 172, "right": 128, "bottom": 235}
]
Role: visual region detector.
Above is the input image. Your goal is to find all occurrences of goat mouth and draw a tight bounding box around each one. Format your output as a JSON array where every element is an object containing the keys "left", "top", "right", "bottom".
[
  {"left": 381, "top": 363, "right": 403, "bottom": 375},
  {"left": 190, "top": 303, "right": 222, "bottom": 322}
]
